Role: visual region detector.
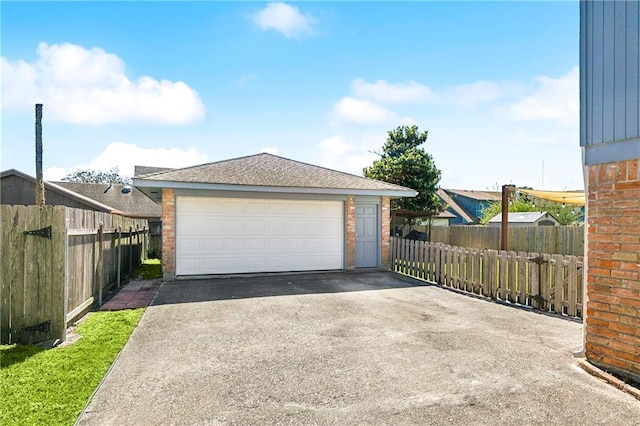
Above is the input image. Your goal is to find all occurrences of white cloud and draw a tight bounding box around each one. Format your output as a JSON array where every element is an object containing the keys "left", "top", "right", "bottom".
[
  {"left": 508, "top": 67, "right": 578, "bottom": 123},
  {"left": 315, "top": 135, "right": 380, "bottom": 176},
  {"left": 350, "top": 78, "right": 435, "bottom": 104},
  {"left": 331, "top": 97, "right": 398, "bottom": 125},
  {"left": 43, "top": 167, "right": 67, "bottom": 181},
  {"left": 261, "top": 146, "right": 279, "bottom": 154},
  {"left": 44, "top": 142, "right": 207, "bottom": 180},
  {"left": 252, "top": 2, "right": 314, "bottom": 38},
  {"left": 1, "top": 42, "right": 205, "bottom": 125},
  {"left": 445, "top": 80, "right": 521, "bottom": 108}
]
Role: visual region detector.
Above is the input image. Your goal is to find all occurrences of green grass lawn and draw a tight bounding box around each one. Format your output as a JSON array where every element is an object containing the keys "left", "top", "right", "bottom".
[
  {"left": 134, "top": 258, "right": 162, "bottom": 280},
  {"left": 0, "top": 309, "right": 144, "bottom": 425}
]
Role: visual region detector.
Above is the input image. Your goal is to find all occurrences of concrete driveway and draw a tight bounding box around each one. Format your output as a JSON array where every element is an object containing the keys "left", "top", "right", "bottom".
[{"left": 77, "top": 271, "right": 639, "bottom": 425}]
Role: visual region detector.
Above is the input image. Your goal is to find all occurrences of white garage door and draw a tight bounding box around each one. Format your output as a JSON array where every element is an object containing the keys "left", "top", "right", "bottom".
[{"left": 176, "top": 196, "right": 344, "bottom": 275}]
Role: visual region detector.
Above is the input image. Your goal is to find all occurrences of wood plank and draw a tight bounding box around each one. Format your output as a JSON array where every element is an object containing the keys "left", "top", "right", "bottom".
[
  {"left": 23, "top": 206, "right": 40, "bottom": 341},
  {"left": 517, "top": 252, "right": 527, "bottom": 305},
  {"left": 417, "top": 240, "right": 425, "bottom": 279},
  {"left": 445, "top": 245, "right": 452, "bottom": 286},
  {"left": 529, "top": 253, "right": 540, "bottom": 310},
  {"left": 50, "top": 206, "right": 67, "bottom": 342},
  {"left": 568, "top": 256, "right": 578, "bottom": 317},
  {"left": 541, "top": 253, "right": 551, "bottom": 311},
  {"left": 451, "top": 246, "right": 459, "bottom": 288},
  {"left": 471, "top": 249, "right": 482, "bottom": 294},
  {"left": 552, "top": 254, "right": 565, "bottom": 315},
  {"left": 10, "top": 206, "right": 27, "bottom": 343},
  {"left": 508, "top": 251, "right": 517, "bottom": 303},
  {"left": 498, "top": 250, "right": 507, "bottom": 300},
  {"left": 1, "top": 207, "right": 13, "bottom": 343}
]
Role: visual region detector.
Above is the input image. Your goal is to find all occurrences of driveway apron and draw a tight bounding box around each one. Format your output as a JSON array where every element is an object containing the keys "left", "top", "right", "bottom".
[{"left": 77, "top": 271, "right": 640, "bottom": 425}]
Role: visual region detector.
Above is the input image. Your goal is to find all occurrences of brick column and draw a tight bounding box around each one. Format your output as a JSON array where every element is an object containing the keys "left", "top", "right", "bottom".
[
  {"left": 381, "top": 196, "right": 391, "bottom": 269},
  {"left": 585, "top": 159, "right": 640, "bottom": 379},
  {"left": 346, "top": 196, "right": 356, "bottom": 270},
  {"left": 162, "top": 189, "right": 176, "bottom": 278}
]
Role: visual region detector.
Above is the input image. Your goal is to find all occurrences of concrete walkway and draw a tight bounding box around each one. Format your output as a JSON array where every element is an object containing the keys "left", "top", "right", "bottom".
[{"left": 78, "top": 272, "right": 640, "bottom": 425}]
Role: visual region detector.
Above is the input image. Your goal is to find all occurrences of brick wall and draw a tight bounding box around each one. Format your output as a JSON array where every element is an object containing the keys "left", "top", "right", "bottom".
[
  {"left": 162, "top": 189, "right": 176, "bottom": 278},
  {"left": 381, "top": 196, "right": 391, "bottom": 268},
  {"left": 585, "top": 158, "right": 640, "bottom": 379},
  {"left": 346, "top": 196, "right": 356, "bottom": 270}
]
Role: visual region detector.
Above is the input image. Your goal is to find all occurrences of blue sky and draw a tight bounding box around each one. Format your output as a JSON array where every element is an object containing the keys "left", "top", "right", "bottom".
[{"left": 2, "top": 1, "right": 582, "bottom": 190}]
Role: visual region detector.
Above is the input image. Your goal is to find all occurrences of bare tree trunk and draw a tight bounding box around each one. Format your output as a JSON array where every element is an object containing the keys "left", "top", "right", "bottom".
[{"left": 35, "top": 104, "right": 45, "bottom": 206}]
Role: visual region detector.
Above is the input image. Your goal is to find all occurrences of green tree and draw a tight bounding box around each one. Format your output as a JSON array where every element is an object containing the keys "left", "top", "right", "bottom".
[
  {"left": 62, "top": 167, "right": 131, "bottom": 185},
  {"left": 364, "top": 125, "right": 442, "bottom": 215},
  {"left": 479, "top": 192, "right": 584, "bottom": 225}
]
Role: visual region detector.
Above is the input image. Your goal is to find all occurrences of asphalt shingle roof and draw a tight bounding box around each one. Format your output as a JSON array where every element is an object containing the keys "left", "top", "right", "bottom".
[
  {"left": 445, "top": 189, "right": 501, "bottom": 201},
  {"left": 136, "top": 153, "right": 415, "bottom": 193},
  {"left": 54, "top": 181, "right": 161, "bottom": 217}
]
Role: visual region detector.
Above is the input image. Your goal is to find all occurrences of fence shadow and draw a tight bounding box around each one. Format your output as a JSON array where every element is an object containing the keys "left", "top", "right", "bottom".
[
  {"left": 152, "top": 270, "right": 425, "bottom": 306},
  {"left": 0, "top": 344, "right": 47, "bottom": 369}
]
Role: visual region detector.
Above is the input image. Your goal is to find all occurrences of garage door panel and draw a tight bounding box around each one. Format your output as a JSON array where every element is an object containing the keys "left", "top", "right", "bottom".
[{"left": 176, "top": 197, "right": 344, "bottom": 275}]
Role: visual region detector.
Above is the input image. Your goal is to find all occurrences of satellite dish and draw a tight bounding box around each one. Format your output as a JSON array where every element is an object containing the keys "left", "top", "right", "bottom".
[{"left": 121, "top": 185, "right": 132, "bottom": 194}]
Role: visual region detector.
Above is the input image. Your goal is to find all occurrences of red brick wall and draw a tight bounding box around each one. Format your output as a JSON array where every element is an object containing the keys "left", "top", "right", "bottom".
[
  {"left": 381, "top": 196, "right": 391, "bottom": 268},
  {"left": 162, "top": 189, "right": 176, "bottom": 278},
  {"left": 346, "top": 196, "right": 356, "bottom": 269},
  {"left": 585, "top": 158, "right": 640, "bottom": 378}
]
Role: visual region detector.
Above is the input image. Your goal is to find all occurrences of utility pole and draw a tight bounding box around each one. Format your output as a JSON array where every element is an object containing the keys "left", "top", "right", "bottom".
[{"left": 35, "top": 104, "right": 45, "bottom": 206}]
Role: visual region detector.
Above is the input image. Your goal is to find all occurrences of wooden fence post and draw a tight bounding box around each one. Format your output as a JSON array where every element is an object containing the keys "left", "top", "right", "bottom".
[
  {"left": 97, "top": 223, "right": 104, "bottom": 307},
  {"left": 117, "top": 226, "right": 122, "bottom": 288},
  {"left": 129, "top": 226, "right": 133, "bottom": 275}
]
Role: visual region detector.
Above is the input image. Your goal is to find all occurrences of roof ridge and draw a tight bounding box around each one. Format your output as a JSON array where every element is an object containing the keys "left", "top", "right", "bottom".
[{"left": 137, "top": 153, "right": 414, "bottom": 192}]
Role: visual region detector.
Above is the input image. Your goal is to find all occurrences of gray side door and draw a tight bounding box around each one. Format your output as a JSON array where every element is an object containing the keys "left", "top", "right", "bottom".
[{"left": 355, "top": 203, "right": 378, "bottom": 268}]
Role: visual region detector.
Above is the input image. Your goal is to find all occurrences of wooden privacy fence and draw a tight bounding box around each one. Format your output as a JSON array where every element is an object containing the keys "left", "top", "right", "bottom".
[
  {"left": 403, "top": 225, "right": 584, "bottom": 256},
  {"left": 1, "top": 205, "right": 148, "bottom": 345},
  {"left": 391, "top": 237, "right": 583, "bottom": 318}
]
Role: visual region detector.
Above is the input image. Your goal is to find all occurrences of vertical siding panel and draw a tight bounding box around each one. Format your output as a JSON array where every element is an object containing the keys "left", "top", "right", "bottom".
[
  {"left": 626, "top": 0, "right": 640, "bottom": 139},
  {"left": 613, "top": 0, "right": 627, "bottom": 141},
  {"left": 602, "top": 0, "right": 616, "bottom": 142},
  {"left": 592, "top": 0, "right": 604, "bottom": 144},
  {"left": 580, "top": 0, "right": 589, "bottom": 146}
]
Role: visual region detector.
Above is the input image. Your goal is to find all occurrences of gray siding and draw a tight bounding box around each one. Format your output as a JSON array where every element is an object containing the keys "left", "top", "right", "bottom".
[
  {"left": 581, "top": 0, "right": 640, "bottom": 164},
  {"left": 1, "top": 175, "right": 107, "bottom": 211}
]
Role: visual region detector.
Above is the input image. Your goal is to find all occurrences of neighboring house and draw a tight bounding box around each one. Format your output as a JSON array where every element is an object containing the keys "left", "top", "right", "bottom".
[
  {"left": 1, "top": 169, "right": 121, "bottom": 213},
  {"left": 53, "top": 181, "right": 161, "bottom": 222},
  {"left": 580, "top": 2, "right": 640, "bottom": 380},
  {"left": 437, "top": 188, "right": 501, "bottom": 224},
  {"left": 1, "top": 169, "right": 162, "bottom": 252},
  {"left": 487, "top": 211, "right": 559, "bottom": 227},
  {"left": 133, "top": 153, "right": 417, "bottom": 277}
]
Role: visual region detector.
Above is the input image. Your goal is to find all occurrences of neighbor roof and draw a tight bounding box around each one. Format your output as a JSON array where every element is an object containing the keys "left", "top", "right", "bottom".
[
  {"left": 134, "top": 166, "right": 175, "bottom": 177},
  {"left": 134, "top": 153, "right": 417, "bottom": 199},
  {"left": 1, "top": 169, "right": 121, "bottom": 214},
  {"left": 54, "top": 181, "right": 161, "bottom": 218},
  {"left": 445, "top": 189, "right": 501, "bottom": 201},
  {"left": 436, "top": 188, "right": 474, "bottom": 223},
  {"left": 488, "top": 212, "right": 554, "bottom": 223}
]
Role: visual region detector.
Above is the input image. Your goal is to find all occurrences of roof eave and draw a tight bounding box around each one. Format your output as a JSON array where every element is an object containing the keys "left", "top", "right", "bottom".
[{"left": 133, "top": 179, "right": 417, "bottom": 198}]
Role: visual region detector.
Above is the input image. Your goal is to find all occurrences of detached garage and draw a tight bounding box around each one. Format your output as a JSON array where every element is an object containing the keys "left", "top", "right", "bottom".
[{"left": 134, "top": 153, "right": 416, "bottom": 278}]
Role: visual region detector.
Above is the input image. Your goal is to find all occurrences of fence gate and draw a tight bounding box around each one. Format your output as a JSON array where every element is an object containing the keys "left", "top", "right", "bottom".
[{"left": 1, "top": 205, "right": 67, "bottom": 344}]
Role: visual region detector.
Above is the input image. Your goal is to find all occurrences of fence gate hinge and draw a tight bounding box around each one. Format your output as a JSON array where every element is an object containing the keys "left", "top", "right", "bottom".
[
  {"left": 24, "top": 226, "right": 52, "bottom": 239},
  {"left": 22, "top": 320, "right": 50, "bottom": 334}
]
